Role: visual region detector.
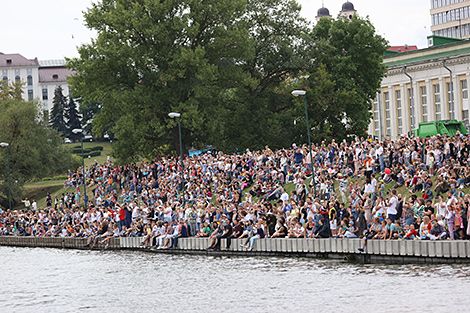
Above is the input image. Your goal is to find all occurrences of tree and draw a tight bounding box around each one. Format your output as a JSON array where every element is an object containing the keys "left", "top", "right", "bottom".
[
  {"left": 0, "top": 97, "right": 80, "bottom": 207},
  {"left": 65, "top": 96, "right": 81, "bottom": 139},
  {"left": 202, "top": 0, "right": 310, "bottom": 151},
  {"left": 79, "top": 100, "right": 101, "bottom": 135},
  {"left": 304, "top": 15, "right": 388, "bottom": 139},
  {"left": 50, "top": 86, "right": 68, "bottom": 136},
  {"left": 293, "top": 65, "right": 356, "bottom": 143},
  {"left": 0, "top": 80, "right": 24, "bottom": 101},
  {"left": 67, "top": 0, "right": 309, "bottom": 161}
]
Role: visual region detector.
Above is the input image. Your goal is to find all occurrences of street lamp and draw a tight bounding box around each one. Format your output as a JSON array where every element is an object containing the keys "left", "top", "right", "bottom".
[
  {"left": 0, "top": 143, "right": 11, "bottom": 211},
  {"left": 168, "top": 112, "right": 185, "bottom": 206},
  {"left": 72, "top": 128, "right": 87, "bottom": 209},
  {"left": 292, "top": 90, "right": 316, "bottom": 197}
]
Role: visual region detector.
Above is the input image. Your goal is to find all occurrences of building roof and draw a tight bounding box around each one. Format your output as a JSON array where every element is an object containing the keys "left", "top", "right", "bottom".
[
  {"left": 341, "top": 1, "right": 355, "bottom": 12},
  {"left": 39, "top": 59, "right": 67, "bottom": 67},
  {"left": 387, "top": 45, "right": 418, "bottom": 53},
  {"left": 316, "top": 7, "right": 331, "bottom": 18},
  {"left": 38, "top": 66, "right": 73, "bottom": 83},
  {"left": 383, "top": 39, "right": 470, "bottom": 68},
  {"left": 0, "top": 53, "right": 39, "bottom": 68}
]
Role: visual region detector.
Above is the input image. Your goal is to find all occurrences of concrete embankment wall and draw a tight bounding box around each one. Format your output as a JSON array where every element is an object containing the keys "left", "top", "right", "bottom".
[
  {"left": 0, "top": 236, "right": 120, "bottom": 249},
  {"left": 2, "top": 236, "right": 470, "bottom": 264}
]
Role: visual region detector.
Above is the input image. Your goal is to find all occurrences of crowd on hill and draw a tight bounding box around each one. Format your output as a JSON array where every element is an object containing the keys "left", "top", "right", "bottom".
[{"left": 1, "top": 133, "right": 470, "bottom": 250}]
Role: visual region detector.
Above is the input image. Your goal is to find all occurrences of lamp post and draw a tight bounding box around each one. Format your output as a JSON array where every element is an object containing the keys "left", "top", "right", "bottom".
[
  {"left": 72, "top": 129, "right": 87, "bottom": 209},
  {"left": 0, "top": 143, "right": 11, "bottom": 211},
  {"left": 168, "top": 112, "right": 185, "bottom": 206},
  {"left": 291, "top": 90, "right": 316, "bottom": 197}
]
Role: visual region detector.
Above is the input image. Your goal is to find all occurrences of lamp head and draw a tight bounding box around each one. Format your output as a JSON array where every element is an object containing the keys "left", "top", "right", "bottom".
[
  {"left": 0, "top": 142, "right": 9, "bottom": 147},
  {"left": 72, "top": 129, "right": 83, "bottom": 134},
  {"left": 291, "top": 90, "right": 306, "bottom": 97},
  {"left": 168, "top": 112, "right": 181, "bottom": 118}
]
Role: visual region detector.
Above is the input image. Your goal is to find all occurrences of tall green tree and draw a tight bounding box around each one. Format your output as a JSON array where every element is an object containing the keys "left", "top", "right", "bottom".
[
  {"left": 0, "top": 98, "right": 80, "bottom": 207},
  {"left": 50, "top": 86, "right": 68, "bottom": 136},
  {"left": 203, "top": 0, "right": 310, "bottom": 151},
  {"left": 67, "top": 0, "right": 309, "bottom": 161},
  {"left": 291, "top": 65, "right": 356, "bottom": 143},
  {"left": 65, "top": 96, "right": 81, "bottom": 138},
  {"left": 304, "top": 15, "right": 388, "bottom": 139},
  {"left": 79, "top": 101, "right": 101, "bottom": 135}
]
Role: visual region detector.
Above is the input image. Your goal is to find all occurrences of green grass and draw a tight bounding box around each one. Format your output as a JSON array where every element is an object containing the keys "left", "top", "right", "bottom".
[
  {"left": 67, "top": 141, "right": 114, "bottom": 167},
  {"left": 18, "top": 180, "right": 95, "bottom": 210},
  {"left": 10, "top": 141, "right": 113, "bottom": 210}
]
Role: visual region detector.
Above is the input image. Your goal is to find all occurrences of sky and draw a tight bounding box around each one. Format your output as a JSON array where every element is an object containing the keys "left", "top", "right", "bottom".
[{"left": 0, "top": 0, "right": 431, "bottom": 61}]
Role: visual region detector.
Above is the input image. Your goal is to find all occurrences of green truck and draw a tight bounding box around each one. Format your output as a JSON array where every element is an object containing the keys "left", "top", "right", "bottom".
[{"left": 414, "top": 120, "right": 468, "bottom": 138}]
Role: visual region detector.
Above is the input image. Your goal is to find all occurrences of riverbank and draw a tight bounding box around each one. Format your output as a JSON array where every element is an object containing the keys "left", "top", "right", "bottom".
[{"left": 1, "top": 236, "right": 469, "bottom": 264}]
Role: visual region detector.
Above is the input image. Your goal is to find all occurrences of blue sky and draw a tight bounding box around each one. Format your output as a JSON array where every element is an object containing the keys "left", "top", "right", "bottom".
[{"left": 0, "top": 0, "right": 431, "bottom": 60}]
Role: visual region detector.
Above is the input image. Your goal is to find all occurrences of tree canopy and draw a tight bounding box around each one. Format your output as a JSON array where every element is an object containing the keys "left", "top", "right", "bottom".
[
  {"left": 305, "top": 15, "right": 388, "bottom": 137},
  {"left": 65, "top": 97, "right": 82, "bottom": 139},
  {"left": 0, "top": 95, "right": 80, "bottom": 207},
  {"left": 50, "top": 86, "right": 68, "bottom": 136},
  {"left": 68, "top": 0, "right": 388, "bottom": 162}
]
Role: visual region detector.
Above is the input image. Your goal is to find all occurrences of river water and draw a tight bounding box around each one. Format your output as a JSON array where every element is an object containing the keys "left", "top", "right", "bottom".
[{"left": 1, "top": 246, "right": 469, "bottom": 312}]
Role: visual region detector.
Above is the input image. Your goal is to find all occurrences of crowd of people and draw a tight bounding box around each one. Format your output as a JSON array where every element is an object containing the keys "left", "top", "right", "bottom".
[{"left": 1, "top": 133, "right": 470, "bottom": 251}]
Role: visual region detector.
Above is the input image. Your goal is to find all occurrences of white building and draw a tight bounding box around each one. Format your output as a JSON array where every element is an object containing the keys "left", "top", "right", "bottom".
[
  {"left": 369, "top": 37, "right": 470, "bottom": 140},
  {"left": 431, "top": 0, "right": 470, "bottom": 39},
  {"left": 0, "top": 53, "right": 72, "bottom": 113}
]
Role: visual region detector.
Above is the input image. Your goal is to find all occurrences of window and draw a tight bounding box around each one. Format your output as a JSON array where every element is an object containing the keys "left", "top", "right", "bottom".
[
  {"left": 396, "top": 90, "right": 403, "bottom": 135},
  {"left": 461, "top": 79, "right": 468, "bottom": 100},
  {"left": 421, "top": 86, "right": 428, "bottom": 123},
  {"left": 434, "top": 84, "right": 441, "bottom": 121},
  {"left": 2, "top": 76, "right": 7, "bottom": 86},
  {"left": 384, "top": 92, "right": 391, "bottom": 137},
  {"left": 463, "top": 110, "right": 469, "bottom": 127},
  {"left": 28, "top": 90, "right": 33, "bottom": 100},
  {"left": 27, "top": 75, "right": 33, "bottom": 86},
  {"left": 373, "top": 96, "right": 380, "bottom": 138},
  {"left": 42, "top": 87, "right": 48, "bottom": 100},
  {"left": 15, "top": 76, "right": 20, "bottom": 83},
  {"left": 447, "top": 82, "right": 454, "bottom": 119}
]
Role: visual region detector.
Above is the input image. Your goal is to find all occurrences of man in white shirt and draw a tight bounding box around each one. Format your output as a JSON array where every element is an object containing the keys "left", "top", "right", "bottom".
[
  {"left": 386, "top": 189, "right": 399, "bottom": 222},
  {"left": 307, "top": 199, "right": 317, "bottom": 219}
]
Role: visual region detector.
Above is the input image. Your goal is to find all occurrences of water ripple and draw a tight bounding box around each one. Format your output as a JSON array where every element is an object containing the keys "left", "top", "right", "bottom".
[{"left": 0, "top": 246, "right": 469, "bottom": 312}]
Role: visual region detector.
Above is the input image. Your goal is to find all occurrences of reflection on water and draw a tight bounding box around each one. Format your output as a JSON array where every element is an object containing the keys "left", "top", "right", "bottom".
[{"left": 1, "top": 246, "right": 469, "bottom": 312}]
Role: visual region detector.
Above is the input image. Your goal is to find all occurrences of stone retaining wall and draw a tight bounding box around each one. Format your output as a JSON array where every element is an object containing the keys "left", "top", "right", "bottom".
[
  {"left": 0, "top": 236, "right": 119, "bottom": 249},
  {"left": 1, "top": 236, "right": 470, "bottom": 264}
]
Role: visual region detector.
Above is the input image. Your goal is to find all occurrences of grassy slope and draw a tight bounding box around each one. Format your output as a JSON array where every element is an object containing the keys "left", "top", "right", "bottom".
[
  {"left": 68, "top": 141, "right": 114, "bottom": 167},
  {"left": 16, "top": 142, "right": 113, "bottom": 210}
]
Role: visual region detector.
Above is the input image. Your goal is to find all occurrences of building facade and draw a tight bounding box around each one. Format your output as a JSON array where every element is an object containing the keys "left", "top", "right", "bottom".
[
  {"left": 0, "top": 54, "right": 72, "bottom": 113},
  {"left": 369, "top": 38, "right": 470, "bottom": 140},
  {"left": 431, "top": 0, "right": 470, "bottom": 39}
]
